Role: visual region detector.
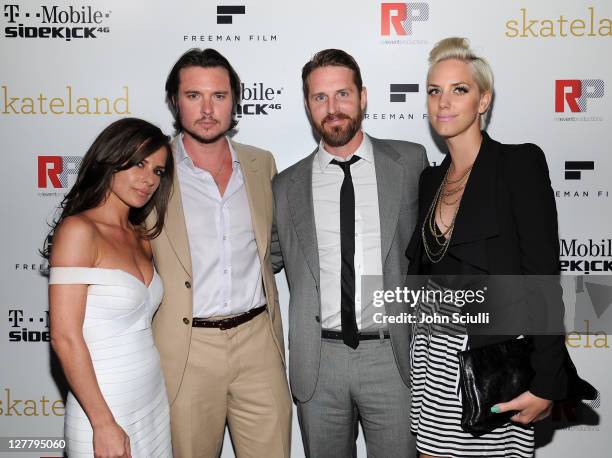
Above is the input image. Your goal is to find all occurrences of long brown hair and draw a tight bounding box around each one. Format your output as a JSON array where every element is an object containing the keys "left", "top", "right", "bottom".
[
  {"left": 165, "top": 48, "right": 242, "bottom": 132},
  {"left": 42, "top": 118, "right": 173, "bottom": 259}
]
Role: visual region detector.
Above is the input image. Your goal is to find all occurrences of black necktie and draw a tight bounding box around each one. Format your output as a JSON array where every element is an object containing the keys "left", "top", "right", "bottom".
[{"left": 331, "top": 155, "right": 361, "bottom": 349}]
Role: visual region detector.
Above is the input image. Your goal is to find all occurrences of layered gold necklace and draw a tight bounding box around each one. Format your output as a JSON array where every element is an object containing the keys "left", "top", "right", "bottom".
[{"left": 421, "top": 163, "right": 473, "bottom": 263}]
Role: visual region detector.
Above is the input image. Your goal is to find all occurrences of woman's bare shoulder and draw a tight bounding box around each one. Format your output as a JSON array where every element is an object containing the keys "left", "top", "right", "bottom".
[{"left": 50, "top": 214, "right": 99, "bottom": 267}]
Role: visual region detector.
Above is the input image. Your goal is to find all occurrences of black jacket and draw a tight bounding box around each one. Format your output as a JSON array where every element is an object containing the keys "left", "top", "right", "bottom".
[{"left": 406, "top": 132, "right": 570, "bottom": 400}]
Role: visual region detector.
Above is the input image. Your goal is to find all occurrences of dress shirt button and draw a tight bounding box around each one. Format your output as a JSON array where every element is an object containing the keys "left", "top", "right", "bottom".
[
  {"left": 223, "top": 235, "right": 227, "bottom": 241},
  {"left": 185, "top": 281, "right": 191, "bottom": 289},
  {"left": 183, "top": 317, "right": 190, "bottom": 325}
]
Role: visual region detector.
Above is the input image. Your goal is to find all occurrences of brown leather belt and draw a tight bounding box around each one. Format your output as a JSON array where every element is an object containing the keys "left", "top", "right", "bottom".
[
  {"left": 321, "top": 329, "right": 390, "bottom": 340},
  {"left": 192, "top": 305, "right": 266, "bottom": 330}
]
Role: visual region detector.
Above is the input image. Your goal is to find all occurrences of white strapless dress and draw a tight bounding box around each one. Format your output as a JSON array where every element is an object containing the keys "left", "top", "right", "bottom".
[{"left": 49, "top": 267, "right": 172, "bottom": 457}]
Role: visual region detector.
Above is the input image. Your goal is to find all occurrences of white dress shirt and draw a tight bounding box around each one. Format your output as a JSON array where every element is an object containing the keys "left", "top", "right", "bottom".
[
  {"left": 175, "top": 135, "right": 266, "bottom": 318},
  {"left": 312, "top": 134, "right": 384, "bottom": 331}
]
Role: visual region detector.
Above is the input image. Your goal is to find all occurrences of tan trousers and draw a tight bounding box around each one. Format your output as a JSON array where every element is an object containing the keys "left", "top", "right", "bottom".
[{"left": 170, "top": 311, "right": 292, "bottom": 458}]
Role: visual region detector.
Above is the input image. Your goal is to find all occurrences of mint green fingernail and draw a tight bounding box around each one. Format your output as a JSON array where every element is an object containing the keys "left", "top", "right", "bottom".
[{"left": 491, "top": 405, "right": 500, "bottom": 413}]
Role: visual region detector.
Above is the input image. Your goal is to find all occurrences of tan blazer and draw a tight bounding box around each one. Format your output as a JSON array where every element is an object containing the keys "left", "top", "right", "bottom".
[{"left": 149, "top": 137, "right": 285, "bottom": 404}]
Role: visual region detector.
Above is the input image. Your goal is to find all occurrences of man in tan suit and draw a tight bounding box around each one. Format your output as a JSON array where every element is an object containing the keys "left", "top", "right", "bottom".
[{"left": 149, "top": 48, "right": 291, "bottom": 458}]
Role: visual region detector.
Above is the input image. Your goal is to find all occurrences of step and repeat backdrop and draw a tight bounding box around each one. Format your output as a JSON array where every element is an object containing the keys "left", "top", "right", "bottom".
[{"left": 1, "top": 0, "right": 611, "bottom": 456}]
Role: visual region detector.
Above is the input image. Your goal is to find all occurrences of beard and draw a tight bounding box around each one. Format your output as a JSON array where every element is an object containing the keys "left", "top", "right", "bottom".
[
  {"left": 179, "top": 108, "right": 232, "bottom": 145},
  {"left": 183, "top": 124, "right": 227, "bottom": 145},
  {"left": 313, "top": 109, "right": 363, "bottom": 148}
]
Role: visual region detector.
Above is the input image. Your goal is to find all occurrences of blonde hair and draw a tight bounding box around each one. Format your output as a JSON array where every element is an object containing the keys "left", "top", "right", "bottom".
[{"left": 428, "top": 37, "right": 494, "bottom": 127}]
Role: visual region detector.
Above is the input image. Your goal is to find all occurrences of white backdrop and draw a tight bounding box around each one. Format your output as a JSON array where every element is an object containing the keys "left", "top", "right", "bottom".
[{"left": 1, "top": 0, "right": 611, "bottom": 456}]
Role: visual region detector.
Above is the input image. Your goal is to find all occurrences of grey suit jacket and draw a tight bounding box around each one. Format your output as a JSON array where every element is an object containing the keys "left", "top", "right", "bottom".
[{"left": 271, "top": 134, "right": 427, "bottom": 402}]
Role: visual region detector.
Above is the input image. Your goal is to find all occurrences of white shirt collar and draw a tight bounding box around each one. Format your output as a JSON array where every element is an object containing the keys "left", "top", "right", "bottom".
[
  {"left": 315, "top": 132, "right": 373, "bottom": 171},
  {"left": 176, "top": 134, "right": 240, "bottom": 171}
]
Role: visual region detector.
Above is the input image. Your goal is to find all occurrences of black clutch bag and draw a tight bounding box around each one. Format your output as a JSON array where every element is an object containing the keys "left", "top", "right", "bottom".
[{"left": 458, "top": 338, "right": 597, "bottom": 436}]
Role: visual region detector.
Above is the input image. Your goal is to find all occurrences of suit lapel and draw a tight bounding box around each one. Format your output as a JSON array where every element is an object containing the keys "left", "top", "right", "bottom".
[
  {"left": 287, "top": 151, "right": 320, "bottom": 287},
  {"left": 233, "top": 141, "right": 269, "bottom": 260},
  {"left": 451, "top": 133, "right": 499, "bottom": 246},
  {"left": 441, "top": 132, "right": 500, "bottom": 272},
  {"left": 164, "top": 139, "right": 193, "bottom": 276},
  {"left": 371, "top": 137, "right": 404, "bottom": 264},
  {"left": 406, "top": 133, "right": 500, "bottom": 273},
  {"left": 287, "top": 138, "right": 405, "bottom": 285}
]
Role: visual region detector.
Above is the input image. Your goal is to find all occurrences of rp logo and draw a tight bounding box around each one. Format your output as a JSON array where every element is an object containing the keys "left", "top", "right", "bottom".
[
  {"left": 381, "top": 3, "right": 429, "bottom": 36},
  {"left": 37, "top": 156, "right": 81, "bottom": 188},
  {"left": 555, "top": 79, "right": 604, "bottom": 113}
]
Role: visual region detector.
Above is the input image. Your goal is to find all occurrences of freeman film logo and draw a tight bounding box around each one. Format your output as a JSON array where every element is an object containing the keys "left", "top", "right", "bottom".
[
  {"left": 236, "top": 82, "right": 283, "bottom": 118},
  {"left": 380, "top": 2, "right": 429, "bottom": 45},
  {"left": 8, "top": 309, "right": 50, "bottom": 343},
  {"left": 555, "top": 160, "right": 609, "bottom": 199},
  {"left": 37, "top": 155, "right": 81, "bottom": 197},
  {"left": 364, "top": 83, "right": 426, "bottom": 122},
  {"left": 217, "top": 5, "right": 245, "bottom": 24},
  {"left": 3, "top": 4, "right": 112, "bottom": 41},
  {"left": 184, "top": 4, "right": 276, "bottom": 43},
  {"left": 14, "top": 262, "right": 49, "bottom": 273},
  {"left": 389, "top": 84, "right": 419, "bottom": 102},
  {"left": 555, "top": 79, "right": 605, "bottom": 122},
  {"left": 565, "top": 161, "right": 594, "bottom": 180}
]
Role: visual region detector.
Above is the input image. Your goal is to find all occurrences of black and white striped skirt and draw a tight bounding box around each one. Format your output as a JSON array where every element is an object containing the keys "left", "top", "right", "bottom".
[{"left": 409, "top": 280, "right": 534, "bottom": 457}]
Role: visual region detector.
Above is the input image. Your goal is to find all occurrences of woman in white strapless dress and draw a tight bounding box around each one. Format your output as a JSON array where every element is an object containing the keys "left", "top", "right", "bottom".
[{"left": 45, "top": 118, "right": 174, "bottom": 458}]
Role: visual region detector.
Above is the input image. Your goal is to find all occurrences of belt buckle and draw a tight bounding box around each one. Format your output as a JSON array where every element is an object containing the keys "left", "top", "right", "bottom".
[{"left": 218, "top": 317, "right": 235, "bottom": 330}]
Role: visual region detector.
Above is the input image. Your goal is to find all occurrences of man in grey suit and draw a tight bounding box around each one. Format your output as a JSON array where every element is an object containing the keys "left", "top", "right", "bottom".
[{"left": 271, "top": 49, "right": 427, "bottom": 457}]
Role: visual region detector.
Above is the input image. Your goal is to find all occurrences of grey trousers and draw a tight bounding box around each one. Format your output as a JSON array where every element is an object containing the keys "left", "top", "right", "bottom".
[{"left": 296, "top": 337, "right": 415, "bottom": 458}]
